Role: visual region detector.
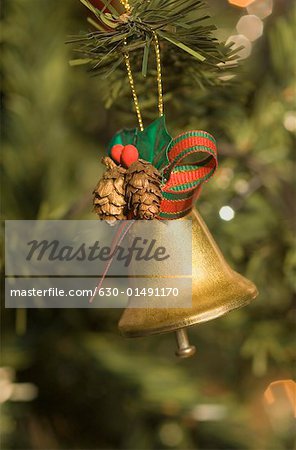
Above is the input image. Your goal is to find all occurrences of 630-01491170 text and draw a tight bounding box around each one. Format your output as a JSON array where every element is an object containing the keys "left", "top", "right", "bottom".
[{"left": 8, "top": 287, "right": 181, "bottom": 298}]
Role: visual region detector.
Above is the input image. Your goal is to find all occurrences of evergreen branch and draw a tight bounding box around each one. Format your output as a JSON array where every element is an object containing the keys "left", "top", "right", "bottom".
[
  {"left": 158, "top": 31, "right": 205, "bottom": 62},
  {"left": 69, "top": 0, "right": 237, "bottom": 87}
]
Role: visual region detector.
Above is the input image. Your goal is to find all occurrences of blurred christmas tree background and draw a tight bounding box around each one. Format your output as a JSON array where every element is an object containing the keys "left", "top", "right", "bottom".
[{"left": 1, "top": 0, "right": 295, "bottom": 449}]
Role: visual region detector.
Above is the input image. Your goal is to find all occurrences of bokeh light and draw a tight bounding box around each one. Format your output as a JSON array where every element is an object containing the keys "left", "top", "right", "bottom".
[
  {"left": 283, "top": 111, "right": 296, "bottom": 132},
  {"left": 234, "top": 179, "right": 250, "bottom": 194},
  {"left": 236, "top": 15, "right": 264, "bottom": 41},
  {"left": 264, "top": 380, "right": 296, "bottom": 425},
  {"left": 0, "top": 367, "right": 38, "bottom": 403},
  {"left": 228, "top": 0, "right": 255, "bottom": 7},
  {"left": 219, "top": 206, "right": 235, "bottom": 221},
  {"left": 247, "top": 0, "right": 273, "bottom": 19},
  {"left": 226, "top": 34, "right": 252, "bottom": 59},
  {"left": 215, "top": 167, "right": 234, "bottom": 189},
  {"left": 159, "top": 422, "right": 184, "bottom": 447},
  {"left": 190, "top": 404, "right": 227, "bottom": 421}
]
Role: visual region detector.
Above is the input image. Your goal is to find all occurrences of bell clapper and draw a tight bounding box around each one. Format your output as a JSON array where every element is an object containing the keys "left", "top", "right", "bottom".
[{"left": 175, "top": 328, "right": 196, "bottom": 358}]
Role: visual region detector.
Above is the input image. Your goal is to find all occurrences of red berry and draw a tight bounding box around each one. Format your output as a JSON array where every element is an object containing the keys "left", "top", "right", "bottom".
[
  {"left": 110, "top": 144, "right": 124, "bottom": 164},
  {"left": 120, "top": 145, "right": 139, "bottom": 168}
]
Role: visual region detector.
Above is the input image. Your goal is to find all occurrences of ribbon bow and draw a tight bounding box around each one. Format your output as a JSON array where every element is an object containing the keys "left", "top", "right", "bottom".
[
  {"left": 159, "top": 130, "right": 217, "bottom": 219},
  {"left": 107, "top": 117, "right": 218, "bottom": 219}
]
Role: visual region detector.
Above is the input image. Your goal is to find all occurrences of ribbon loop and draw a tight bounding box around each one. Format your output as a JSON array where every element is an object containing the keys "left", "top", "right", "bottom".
[{"left": 159, "top": 130, "right": 217, "bottom": 219}]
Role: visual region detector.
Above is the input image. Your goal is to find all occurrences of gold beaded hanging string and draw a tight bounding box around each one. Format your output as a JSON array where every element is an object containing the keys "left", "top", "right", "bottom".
[
  {"left": 120, "top": 0, "right": 131, "bottom": 12},
  {"left": 120, "top": 0, "right": 164, "bottom": 131},
  {"left": 123, "top": 41, "right": 144, "bottom": 131},
  {"left": 153, "top": 30, "right": 164, "bottom": 117}
]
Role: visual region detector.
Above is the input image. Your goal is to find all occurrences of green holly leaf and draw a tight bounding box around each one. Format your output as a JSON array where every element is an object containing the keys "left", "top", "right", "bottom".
[
  {"left": 136, "top": 116, "right": 171, "bottom": 170},
  {"left": 107, "top": 127, "right": 137, "bottom": 148},
  {"left": 107, "top": 116, "right": 172, "bottom": 171}
]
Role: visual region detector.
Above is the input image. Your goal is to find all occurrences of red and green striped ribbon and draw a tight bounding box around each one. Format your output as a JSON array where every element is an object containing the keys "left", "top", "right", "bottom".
[{"left": 159, "top": 130, "right": 218, "bottom": 219}]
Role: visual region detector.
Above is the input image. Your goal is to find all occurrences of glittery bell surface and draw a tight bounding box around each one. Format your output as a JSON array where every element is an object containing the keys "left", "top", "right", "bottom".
[{"left": 118, "top": 208, "right": 258, "bottom": 337}]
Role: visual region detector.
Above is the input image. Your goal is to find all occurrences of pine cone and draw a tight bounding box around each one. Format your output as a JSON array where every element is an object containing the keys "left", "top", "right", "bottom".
[
  {"left": 125, "top": 159, "right": 162, "bottom": 219},
  {"left": 93, "top": 156, "right": 127, "bottom": 223}
]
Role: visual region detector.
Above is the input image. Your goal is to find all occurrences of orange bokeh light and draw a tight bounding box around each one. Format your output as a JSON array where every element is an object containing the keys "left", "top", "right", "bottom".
[
  {"left": 228, "top": 0, "right": 255, "bottom": 7},
  {"left": 264, "top": 380, "right": 296, "bottom": 417}
]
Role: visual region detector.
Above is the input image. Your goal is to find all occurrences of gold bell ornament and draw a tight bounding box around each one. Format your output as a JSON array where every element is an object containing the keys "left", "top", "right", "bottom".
[
  {"left": 76, "top": 0, "right": 258, "bottom": 357},
  {"left": 118, "top": 208, "right": 258, "bottom": 358}
]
